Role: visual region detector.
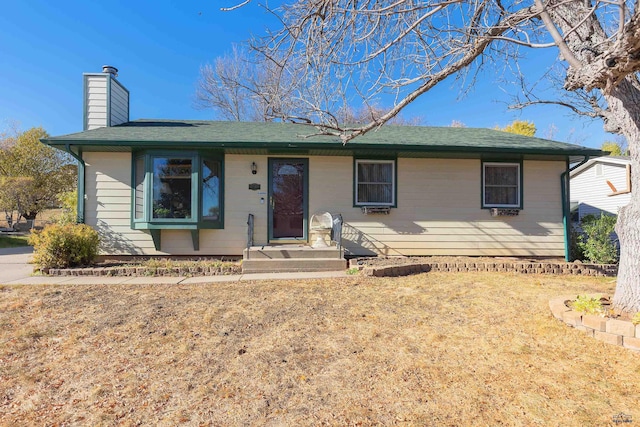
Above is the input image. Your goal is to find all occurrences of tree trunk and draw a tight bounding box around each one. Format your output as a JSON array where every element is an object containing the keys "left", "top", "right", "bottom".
[
  {"left": 607, "top": 78, "right": 640, "bottom": 313},
  {"left": 22, "top": 211, "right": 38, "bottom": 221},
  {"left": 615, "top": 197, "right": 640, "bottom": 313},
  {"left": 542, "top": 0, "right": 640, "bottom": 313}
]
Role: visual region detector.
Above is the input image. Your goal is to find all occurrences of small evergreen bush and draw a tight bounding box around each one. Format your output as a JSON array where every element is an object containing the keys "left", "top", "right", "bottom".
[
  {"left": 29, "top": 223, "right": 99, "bottom": 269},
  {"left": 576, "top": 214, "right": 618, "bottom": 264}
]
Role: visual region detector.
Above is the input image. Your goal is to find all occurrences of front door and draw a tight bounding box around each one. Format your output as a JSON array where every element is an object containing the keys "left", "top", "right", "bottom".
[{"left": 269, "top": 158, "right": 308, "bottom": 241}]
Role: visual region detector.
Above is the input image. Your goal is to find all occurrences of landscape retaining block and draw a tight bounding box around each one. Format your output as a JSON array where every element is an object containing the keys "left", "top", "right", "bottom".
[
  {"left": 549, "top": 301, "right": 571, "bottom": 320},
  {"left": 352, "top": 259, "right": 617, "bottom": 278},
  {"left": 562, "top": 311, "right": 583, "bottom": 327},
  {"left": 623, "top": 336, "right": 640, "bottom": 351},
  {"left": 582, "top": 315, "right": 607, "bottom": 332},
  {"left": 606, "top": 319, "right": 636, "bottom": 337},
  {"left": 551, "top": 295, "right": 639, "bottom": 353},
  {"left": 594, "top": 331, "right": 623, "bottom": 346}
]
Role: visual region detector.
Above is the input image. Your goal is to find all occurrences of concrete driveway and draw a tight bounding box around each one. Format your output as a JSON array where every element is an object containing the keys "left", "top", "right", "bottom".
[{"left": 0, "top": 246, "right": 34, "bottom": 283}]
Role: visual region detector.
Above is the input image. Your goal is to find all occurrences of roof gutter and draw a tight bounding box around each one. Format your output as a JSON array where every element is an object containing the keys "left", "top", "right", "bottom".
[
  {"left": 561, "top": 155, "right": 590, "bottom": 261},
  {"left": 63, "top": 144, "right": 85, "bottom": 224}
]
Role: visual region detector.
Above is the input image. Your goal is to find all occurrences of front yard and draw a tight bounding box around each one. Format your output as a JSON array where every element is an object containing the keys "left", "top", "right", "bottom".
[
  {"left": 1, "top": 272, "right": 637, "bottom": 425},
  {"left": 0, "top": 234, "right": 30, "bottom": 249}
]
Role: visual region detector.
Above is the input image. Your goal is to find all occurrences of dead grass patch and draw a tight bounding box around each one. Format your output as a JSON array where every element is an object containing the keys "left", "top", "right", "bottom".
[{"left": 0, "top": 273, "right": 636, "bottom": 426}]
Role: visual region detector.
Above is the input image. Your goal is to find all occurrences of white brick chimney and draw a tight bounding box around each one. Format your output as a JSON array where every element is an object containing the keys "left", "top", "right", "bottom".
[{"left": 83, "top": 65, "right": 130, "bottom": 130}]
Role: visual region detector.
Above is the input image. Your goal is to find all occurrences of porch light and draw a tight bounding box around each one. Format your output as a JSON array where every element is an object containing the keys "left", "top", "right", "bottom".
[{"left": 251, "top": 162, "right": 257, "bottom": 175}]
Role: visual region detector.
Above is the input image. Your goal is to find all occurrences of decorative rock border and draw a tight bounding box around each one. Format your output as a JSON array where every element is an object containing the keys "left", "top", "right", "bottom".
[
  {"left": 354, "top": 260, "right": 618, "bottom": 278},
  {"left": 46, "top": 259, "right": 617, "bottom": 278},
  {"left": 549, "top": 295, "right": 640, "bottom": 352},
  {"left": 45, "top": 264, "right": 242, "bottom": 277}
]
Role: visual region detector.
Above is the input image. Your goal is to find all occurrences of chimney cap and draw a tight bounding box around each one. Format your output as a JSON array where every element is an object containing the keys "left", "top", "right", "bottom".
[{"left": 102, "top": 65, "right": 118, "bottom": 76}]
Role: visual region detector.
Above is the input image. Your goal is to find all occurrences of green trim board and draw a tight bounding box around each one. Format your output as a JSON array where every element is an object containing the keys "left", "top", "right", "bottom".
[
  {"left": 191, "top": 230, "right": 199, "bottom": 252},
  {"left": 150, "top": 229, "right": 161, "bottom": 251}
]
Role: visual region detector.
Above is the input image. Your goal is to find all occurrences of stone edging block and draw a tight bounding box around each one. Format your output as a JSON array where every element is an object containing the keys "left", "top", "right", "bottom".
[
  {"left": 550, "top": 295, "right": 639, "bottom": 353},
  {"left": 46, "top": 265, "right": 242, "bottom": 277},
  {"left": 582, "top": 315, "right": 607, "bottom": 332},
  {"left": 356, "top": 260, "right": 617, "bottom": 278}
]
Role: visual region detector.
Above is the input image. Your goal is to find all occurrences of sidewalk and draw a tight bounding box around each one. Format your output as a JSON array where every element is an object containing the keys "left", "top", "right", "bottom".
[
  {"left": 0, "top": 247, "right": 348, "bottom": 285},
  {"left": 0, "top": 246, "right": 36, "bottom": 283},
  {"left": 3, "top": 270, "right": 348, "bottom": 285}
]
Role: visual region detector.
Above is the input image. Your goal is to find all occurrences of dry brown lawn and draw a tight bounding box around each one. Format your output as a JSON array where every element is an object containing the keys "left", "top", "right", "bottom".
[{"left": 1, "top": 273, "right": 637, "bottom": 426}]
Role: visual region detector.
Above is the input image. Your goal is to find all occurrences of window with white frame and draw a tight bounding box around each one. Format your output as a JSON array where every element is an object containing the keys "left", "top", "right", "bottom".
[
  {"left": 482, "top": 161, "right": 521, "bottom": 208},
  {"left": 355, "top": 159, "right": 396, "bottom": 206}
]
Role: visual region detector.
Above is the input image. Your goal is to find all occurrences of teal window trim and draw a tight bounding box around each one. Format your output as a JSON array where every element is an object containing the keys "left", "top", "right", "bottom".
[
  {"left": 131, "top": 150, "right": 224, "bottom": 233},
  {"left": 353, "top": 156, "right": 397, "bottom": 208},
  {"left": 481, "top": 159, "right": 524, "bottom": 209},
  {"left": 199, "top": 156, "right": 225, "bottom": 229},
  {"left": 132, "top": 154, "right": 147, "bottom": 223}
]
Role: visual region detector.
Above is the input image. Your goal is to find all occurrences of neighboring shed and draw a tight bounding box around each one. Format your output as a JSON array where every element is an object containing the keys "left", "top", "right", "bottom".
[{"left": 569, "top": 156, "right": 631, "bottom": 220}]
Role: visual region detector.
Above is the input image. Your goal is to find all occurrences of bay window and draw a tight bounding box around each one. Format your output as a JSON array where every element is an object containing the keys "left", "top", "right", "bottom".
[
  {"left": 132, "top": 151, "right": 223, "bottom": 230},
  {"left": 152, "top": 157, "right": 193, "bottom": 219}
]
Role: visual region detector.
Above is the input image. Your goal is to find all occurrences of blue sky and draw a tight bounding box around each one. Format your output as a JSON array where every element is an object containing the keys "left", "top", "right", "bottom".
[{"left": 0, "top": 0, "right": 613, "bottom": 148}]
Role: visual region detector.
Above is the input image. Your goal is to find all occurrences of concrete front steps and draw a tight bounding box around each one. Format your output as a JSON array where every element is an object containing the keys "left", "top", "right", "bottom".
[{"left": 242, "top": 245, "right": 346, "bottom": 273}]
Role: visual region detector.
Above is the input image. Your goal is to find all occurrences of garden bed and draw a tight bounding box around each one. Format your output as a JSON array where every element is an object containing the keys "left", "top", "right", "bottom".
[
  {"left": 43, "top": 259, "right": 242, "bottom": 277},
  {"left": 550, "top": 295, "right": 640, "bottom": 352}
]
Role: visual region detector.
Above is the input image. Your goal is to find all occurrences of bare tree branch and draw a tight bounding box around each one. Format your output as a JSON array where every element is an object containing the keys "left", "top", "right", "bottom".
[
  {"left": 508, "top": 99, "right": 601, "bottom": 117},
  {"left": 534, "top": 0, "right": 583, "bottom": 69},
  {"left": 220, "top": 0, "right": 251, "bottom": 12}
]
